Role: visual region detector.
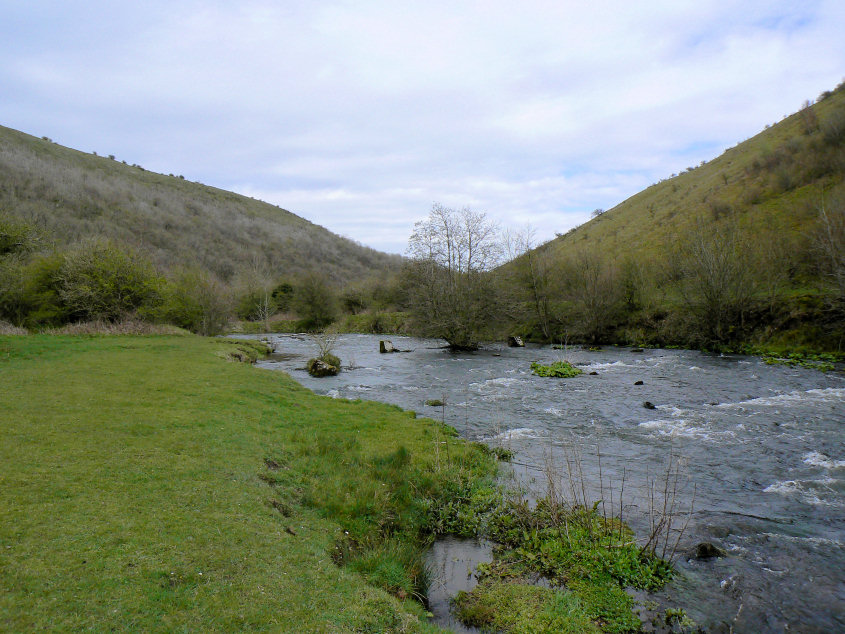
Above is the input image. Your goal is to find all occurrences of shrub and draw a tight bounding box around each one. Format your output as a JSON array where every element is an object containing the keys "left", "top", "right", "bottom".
[
  {"left": 161, "top": 269, "right": 233, "bottom": 336},
  {"left": 0, "top": 215, "right": 38, "bottom": 256},
  {"left": 822, "top": 105, "right": 845, "bottom": 146},
  {"left": 235, "top": 288, "right": 278, "bottom": 321},
  {"left": 0, "top": 253, "right": 67, "bottom": 328},
  {"left": 56, "top": 239, "right": 164, "bottom": 322}
]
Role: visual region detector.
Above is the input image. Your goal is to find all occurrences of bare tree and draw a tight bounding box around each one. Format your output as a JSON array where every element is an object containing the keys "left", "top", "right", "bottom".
[
  {"left": 506, "top": 225, "right": 555, "bottom": 341},
  {"left": 404, "top": 204, "right": 503, "bottom": 349},
  {"left": 674, "top": 220, "right": 759, "bottom": 344},
  {"left": 236, "top": 255, "right": 277, "bottom": 331},
  {"left": 559, "top": 249, "right": 620, "bottom": 343},
  {"left": 814, "top": 191, "right": 845, "bottom": 301}
]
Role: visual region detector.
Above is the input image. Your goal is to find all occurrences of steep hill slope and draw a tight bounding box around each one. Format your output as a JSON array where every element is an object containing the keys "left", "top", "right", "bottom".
[
  {"left": 545, "top": 82, "right": 845, "bottom": 267},
  {"left": 0, "top": 125, "right": 401, "bottom": 283},
  {"left": 505, "top": 82, "right": 844, "bottom": 351}
]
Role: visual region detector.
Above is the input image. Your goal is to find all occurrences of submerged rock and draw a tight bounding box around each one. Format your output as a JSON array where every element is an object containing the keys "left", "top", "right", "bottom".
[
  {"left": 643, "top": 401, "right": 656, "bottom": 409},
  {"left": 691, "top": 542, "right": 727, "bottom": 559},
  {"left": 634, "top": 380, "right": 644, "bottom": 385}
]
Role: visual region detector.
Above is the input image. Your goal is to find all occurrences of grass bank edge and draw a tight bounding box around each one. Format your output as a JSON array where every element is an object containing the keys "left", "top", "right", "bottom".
[{"left": 0, "top": 334, "right": 497, "bottom": 632}]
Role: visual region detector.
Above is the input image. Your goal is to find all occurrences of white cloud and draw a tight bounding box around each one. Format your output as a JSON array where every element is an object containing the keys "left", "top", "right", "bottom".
[{"left": 1, "top": 0, "right": 844, "bottom": 253}]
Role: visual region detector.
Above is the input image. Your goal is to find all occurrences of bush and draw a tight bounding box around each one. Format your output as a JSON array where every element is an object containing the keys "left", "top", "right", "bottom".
[
  {"left": 56, "top": 239, "right": 164, "bottom": 322},
  {"left": 292, "top": 272, "right": 338, "bottom": 330},
  {"left": 0, "top": 215, "right": 38, "bottom": 256},
  {"left": 235, "top": 288, "right": 278, "bottom": 321},
  {"left": 161, "top": 269, "right": 233, "bottom": 336},
  {"left": 822, "top": 105, "right": 845, "bottom": 146},
  {"left": 0, "top": 253, "right": 67, "bottom": 328}
]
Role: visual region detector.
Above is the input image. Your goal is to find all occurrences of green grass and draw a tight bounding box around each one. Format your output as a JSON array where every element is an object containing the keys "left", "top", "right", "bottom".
[
  {"left": 423, "top": 483, "right": 676, "bottom": 632},
  {"left": 455, "top": 581, "right": 601, "bottom": 633},
  {"left": 0, "top": 334, "right": 495, "bottom": 632}
]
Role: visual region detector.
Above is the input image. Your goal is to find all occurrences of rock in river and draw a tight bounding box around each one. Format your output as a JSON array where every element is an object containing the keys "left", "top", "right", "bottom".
[
  {"left": 307, "top": 358, "right": 338, "bottom": 377},
  {"left": 380, "top": 340, "right": 396, "bottom": 353},
  {"left": 690, "top": 542, "right": 727, "bottom": 560}
]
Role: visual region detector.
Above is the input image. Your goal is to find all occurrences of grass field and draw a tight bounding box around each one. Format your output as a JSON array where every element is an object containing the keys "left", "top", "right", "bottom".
[{"left": 0, "top": 335, "right": 494, "bottom": 632}]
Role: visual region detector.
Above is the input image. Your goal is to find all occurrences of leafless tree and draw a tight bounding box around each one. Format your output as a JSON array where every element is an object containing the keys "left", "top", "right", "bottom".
[
  {"left": 241, "top": 255, "right": 276, "bottom": 332},
  {"left": 814, "top": 191, "right": 845, "bottom": 301},
  {"left": 559, "top": 249, "right": 620, "bottom": 343},
  {"left": 506, "top": 225, "right": 554, "bottom": 341},
  {"left": 674, "top": 220, "right": 759, "bottom": 343},
  {"left": 404, "top": 204, "right": 503, "bottom": 349}
]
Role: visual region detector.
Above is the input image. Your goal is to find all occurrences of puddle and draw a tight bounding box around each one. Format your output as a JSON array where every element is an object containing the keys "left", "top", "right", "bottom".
[{"left": 425, "top": 537, "right": 493, "bottom": 633}]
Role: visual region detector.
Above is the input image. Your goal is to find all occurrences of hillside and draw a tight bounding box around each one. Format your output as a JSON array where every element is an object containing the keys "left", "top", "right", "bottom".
[
  {"left": 545, "top": 82, "right": 845, "bottom": 268},
  {"left": 0, "top": 125, "right": 401, "bottom": 284},
  {"left": 506, "top": 82, "right": 845, "bottom": 351}
]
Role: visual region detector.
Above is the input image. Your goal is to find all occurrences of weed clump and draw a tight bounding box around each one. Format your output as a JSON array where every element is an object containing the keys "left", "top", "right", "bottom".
[
  {"left": 442, "top": 444, "right": 693, "bottom": 632},
  {"left": 531, "top": 360, "right": 583, "bottom": 378},
  {"left": 762, "top": 351, "right": 836, "bottom": 372}
]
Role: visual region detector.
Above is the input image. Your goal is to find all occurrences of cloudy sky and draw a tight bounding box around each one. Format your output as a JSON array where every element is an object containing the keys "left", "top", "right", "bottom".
[{"left": 2, "top": 1, "right": 844, "bottom": 254}]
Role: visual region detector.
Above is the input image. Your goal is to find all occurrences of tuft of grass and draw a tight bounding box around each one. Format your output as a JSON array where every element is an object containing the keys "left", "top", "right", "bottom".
[
  {"left": 454, "top": 581, "right": 601, "bottom": 633},
  {"left": 0, "top": 320, "right": 27, "bottom": 335},
  {"left": 434, "top": 485, "right": 676, "bottom": 632}
]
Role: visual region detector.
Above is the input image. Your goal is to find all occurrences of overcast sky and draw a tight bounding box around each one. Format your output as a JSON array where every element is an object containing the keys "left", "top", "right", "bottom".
[{"left": 2, "top": 1, "right": 844, "bottom": 254}]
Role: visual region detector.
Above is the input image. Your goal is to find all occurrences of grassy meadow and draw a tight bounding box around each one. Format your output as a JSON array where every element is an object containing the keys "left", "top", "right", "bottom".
[{"left": 0, "top": 334, "right": 495, "bottom": 632}]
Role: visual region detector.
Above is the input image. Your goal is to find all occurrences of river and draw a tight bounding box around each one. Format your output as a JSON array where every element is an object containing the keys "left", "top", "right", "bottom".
[{"left": 244, "top": 333, "right": 844, "bottom": 633}]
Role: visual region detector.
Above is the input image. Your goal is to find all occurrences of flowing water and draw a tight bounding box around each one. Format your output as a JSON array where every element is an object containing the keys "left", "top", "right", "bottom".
[{"left": 244, "top": 333, "right": 844, "bottom": 632}]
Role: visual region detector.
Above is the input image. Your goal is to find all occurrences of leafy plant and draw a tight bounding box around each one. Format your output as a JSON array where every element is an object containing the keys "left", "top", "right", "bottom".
[
  {"left": 531, "top": 360, "right": 583, "bottom": 378},
  {"left": 56, "top": 239, "right": 164, "bottom": 322}
]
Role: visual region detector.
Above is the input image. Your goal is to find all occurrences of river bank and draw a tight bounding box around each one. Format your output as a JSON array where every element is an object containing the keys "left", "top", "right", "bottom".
[
  {"left": 255, "top": 333, "right": 845, "bottom": 633},
  {"left": 0, "top": 334, "right": 497, "bottom": 631}
]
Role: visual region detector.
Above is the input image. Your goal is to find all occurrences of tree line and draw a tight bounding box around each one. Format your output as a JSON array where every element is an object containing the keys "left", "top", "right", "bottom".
[
  {"left": 0, "top": 215, "right": 403, "bottom": 335},
  {"left": 402, "top": 196, "right": 844, "bottom": 353},
  {"left": 3, "top": 194, "right": 842, "bottom": 351}
]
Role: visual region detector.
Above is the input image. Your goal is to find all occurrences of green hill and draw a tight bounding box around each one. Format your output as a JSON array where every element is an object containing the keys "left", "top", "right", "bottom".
[
  {"left": 0, "top": 125, "right": 401, "bottom": 284},
  {"left": 507, "top": 82, "right": 845, "bottom": 353},
  {"left": 547, "top": 82, "right": 844, "bottom": 266}
]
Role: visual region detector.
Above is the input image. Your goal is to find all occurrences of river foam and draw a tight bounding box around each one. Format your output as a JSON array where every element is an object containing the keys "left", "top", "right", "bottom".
[
  {"left": 492, "top": 427, "right": 541, "bottom": 441},
  {"left": 803, "top": 451, "right": 845, "bottom": 469},
  {"left": 715, "top": 387, "right": 845, "bottom": 409}
]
